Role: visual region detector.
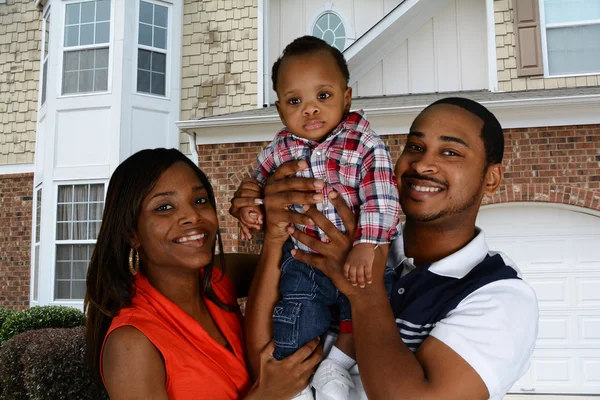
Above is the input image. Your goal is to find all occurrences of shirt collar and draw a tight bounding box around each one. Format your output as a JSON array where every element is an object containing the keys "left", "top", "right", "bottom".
[
  {"left": 278, "top": 109, "right": 369, "bottom": 144},
  {"left": 388, "top": 227, "right": 489, "bottom": 279}
]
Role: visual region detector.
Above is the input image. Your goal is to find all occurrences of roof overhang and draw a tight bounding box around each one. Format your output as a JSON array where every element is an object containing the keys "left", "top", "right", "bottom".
[
  {"left": 176, "top": 90, "right": 600, "bottom": 146},
  {"left": 344, "top": 0, "right": 452, "bottom": 86}
]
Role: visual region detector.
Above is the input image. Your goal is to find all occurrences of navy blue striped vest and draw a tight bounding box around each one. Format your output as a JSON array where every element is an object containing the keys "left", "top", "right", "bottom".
[{"left": 389, "top": 254, "right": 520, "bottom": 352}]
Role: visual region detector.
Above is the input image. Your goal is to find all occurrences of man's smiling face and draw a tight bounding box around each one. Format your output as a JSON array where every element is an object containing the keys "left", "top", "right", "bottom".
[{"left": 395, "top": 103, "right": 493, "bottom": 223}]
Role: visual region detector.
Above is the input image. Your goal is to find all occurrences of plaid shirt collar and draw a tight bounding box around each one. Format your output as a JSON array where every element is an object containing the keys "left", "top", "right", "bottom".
[{"left": 278, "top": 109, "right": 369, "bottom": 144}]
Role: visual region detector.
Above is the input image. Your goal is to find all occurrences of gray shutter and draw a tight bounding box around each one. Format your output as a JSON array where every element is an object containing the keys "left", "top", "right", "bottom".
[{"left": 514, "top": 0, "right": 544, "bottom": 76}]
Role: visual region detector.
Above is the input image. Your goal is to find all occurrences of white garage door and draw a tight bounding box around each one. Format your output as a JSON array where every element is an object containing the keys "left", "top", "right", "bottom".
[{"left": 476, "top": 203, "right": 600, "bottom": 397}]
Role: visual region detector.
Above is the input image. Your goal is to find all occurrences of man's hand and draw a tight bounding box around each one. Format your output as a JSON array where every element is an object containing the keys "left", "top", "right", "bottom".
[
  {"left": 261, "top": 160, "right": 325, "bottom": 246},
  {"left": 289, "top": 191, "right": 359, "bottom": 297}
]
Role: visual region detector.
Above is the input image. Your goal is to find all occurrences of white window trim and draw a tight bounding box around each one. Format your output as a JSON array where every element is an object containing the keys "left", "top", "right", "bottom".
[
  {"left": 51, "top": 180, "right": 107, "bottom": 302},
  {"left": 57, "top": 0, "right": 115, "bottom": 98},
  {"left": 134, "top": 0, "right": 172, "bottom": 99},
  {"left": 38, "top": 6, "right": 51, "bottom": 113},
  {"left": 30, "top": 185, "right": 43, "bottom": 304},
  {"left": 539, "top": 0, "right": 600, "bottom": 78},
  {"left": 307, "top": 5, "right": 356, "bottom": 50}
]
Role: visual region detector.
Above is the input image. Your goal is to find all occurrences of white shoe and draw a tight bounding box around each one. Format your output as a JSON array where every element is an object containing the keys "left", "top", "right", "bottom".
[
  {"left": 312, "top": 359, "right": 355, "bottom": 400},
  {"left": 292, "top": 385, "right": 315, "bottom": 400}
]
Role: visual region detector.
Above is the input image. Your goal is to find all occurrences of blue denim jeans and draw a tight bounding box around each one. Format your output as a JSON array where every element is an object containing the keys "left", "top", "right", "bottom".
[{"left": 272, "top": 240, "right": 352, "bottom": 360}]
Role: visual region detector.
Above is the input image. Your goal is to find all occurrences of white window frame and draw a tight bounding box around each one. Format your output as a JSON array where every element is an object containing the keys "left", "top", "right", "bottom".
[
  {"left": 39, "top": 7, "right": 51, "bottom": 110},
  {"left": 134, "top": 0, "right": 171, "bottom": 99},
  {"left": 58, "top": 0, "right": 114, "bottom": 98},
  {"left": 31, "top": 186, "right": 43, "bottom": 303},
  {"left": 539, "top": 0, "right": 600, "bottom": 78},
  {"left": 52, "top": 181, "right": 106, "bottom": 302},
  {"left": 307, "top": 5, "right": 356, "bottom": 51}
]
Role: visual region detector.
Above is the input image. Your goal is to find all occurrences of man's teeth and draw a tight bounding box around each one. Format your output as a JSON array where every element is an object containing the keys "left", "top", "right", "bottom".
[
  {"left": 176, "top": 234, "right": 205, "bottom": 243},
  {"left": 411, "top": 184, "right": 441, "bottom": 193}
]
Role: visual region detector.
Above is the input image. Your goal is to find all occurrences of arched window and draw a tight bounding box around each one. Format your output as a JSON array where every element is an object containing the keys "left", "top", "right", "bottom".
[{"left": 312, "top": 12, "right": 346, "bottom": 51}]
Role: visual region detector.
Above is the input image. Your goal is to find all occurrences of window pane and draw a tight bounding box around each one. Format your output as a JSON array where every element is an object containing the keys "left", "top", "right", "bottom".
[
  {"left": 56, "top": 262, "right": 71, "bottom": 279},
  {"left": 55, "top": 281, "right": 71, "bottom": 300},
  {"left": 334, "top": 38, "right": 345, "bottom": 51},
  {"left": 35, "top": 189, "right": 42, "bottom": 243},
  {"left": 139, "top": 23, "right": 152, "bottom": 46},
  {"left": 64, "top": 52, "right": 80, "bottom": 71},
  {"left": 89, "top": 202, "right": 104, "bottom": 220},
  {"left": 89, "top": 221, "right": 102, "bottom": 239},
  {"left": 63, "top": 71, "right": 79, "bottom": 94},
  {"left": 81, "top": 1, "right": 96, "bottom": 24},
  {"left": 78, "top": 70, "right": 94, "bottom": 92},
  {"left": 73, "top": 222, "right": 87, "bottom": 240},
  {"left": 56, "top": 222, "right": 72, "bottom": 240},
  {"left": 65, "top": 25, "right": 79, "bottom": 47},
  {"left": 153, "top": 27, "right": 166, "bottom": 49},
  {"left": 74, "top": 184, "right": 89, "bottom": 203},
  {"left": 138, "top": 49, "right": 151, "bottom": 70},
  {"left": 545, "top": 0, "right": 600, "bottom": 25},
  {"left": 73, "top": 244, "right": 90, "bottom": 261},
  {"left": 547, "top": 24, "right": 600, "bottom": 75},
  {"left": 66, "top": 3, "right": 81, "bottom": 25},
  {"left": 73, "top": 263, "right": 88, "bottom": 279},
  {"left": 58, "top": 185, "right": 73, "bottom": 203},
  {"left": 80, "top": 49, "right": 95, "bottom": 70},
  {"left": 41, "top": 61, "right": 48, "bottom": 105},
  {"left": 96, "top": 0, "right": 111, "bottom": 21},
  {"left": 80, "top": 23, "right": 94, "bottom": 45},
  {"left": 154, "top": 4, "right": 168, "bottom": 28},
  {"left": 74, "top": 203, "right": 88, "bottom": 221},
  {"left": 151, "top": 51, "right": 165, "bottom": 73},
  {"left": 151, "top": 72, "right": 165, "bottom": 96},
  {"left": 72, "top": 281, "right": 87, "bottom": 299},
  {"left": 140, "top": 1, "right": 153, "bottom": 24},
  {"left": 89, "top": 184, "right": 105, "bottom": 201},
  {"left": 95, "top": 21, "right": 110, "bottom": 44},
  {"left": 137, "top": 69, "right": 151, "bottom": 93},
  {"left": 33, "top": 246, "right": 39, "bottom": 301},
  {"left": 94, "top": 68, "right": 108, "bottom": 91},
  {"left": 57, "top": 204, "right": 72, "bottom": 222},
  {"left": 95, "top": 48, "right": 109, "bottom": 68},
  {"left": 316, "top": 14, "right": 328, "bottom": 32},
  {"left": 56, "top": 245, "right": 71, "bottom": 261}
]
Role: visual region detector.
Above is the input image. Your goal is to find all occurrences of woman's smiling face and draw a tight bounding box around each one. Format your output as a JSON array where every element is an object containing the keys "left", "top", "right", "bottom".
[{"left": 131, "top": 161, "right": 219, "bottom": 272}]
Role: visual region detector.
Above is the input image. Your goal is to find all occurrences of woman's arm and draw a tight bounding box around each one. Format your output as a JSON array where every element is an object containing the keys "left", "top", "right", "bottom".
[{"left": 102, "top": 326, "right": 169, "bottom": 400}]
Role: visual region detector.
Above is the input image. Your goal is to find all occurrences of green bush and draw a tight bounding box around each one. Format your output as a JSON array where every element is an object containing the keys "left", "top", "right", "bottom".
[
  {"left": 22, "top": 327, "right": 108, "bottom": 400},
  {"left": 0, "top": 330, "right": 42, "bottom": 400},
  {"left": 0, "top": 306, "right": 84, "bottom": 343},
  {"left": 0, "top": 308, "right": 15, "bottom": 333}
]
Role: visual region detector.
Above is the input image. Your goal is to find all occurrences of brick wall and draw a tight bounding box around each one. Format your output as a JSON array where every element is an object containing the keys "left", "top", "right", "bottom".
[
  {"left": 494, "top": 0, "right": 600, "bottom": 92},
  {"left": 198, "top": 124, "right": 600, "bottom": 254},
  {"left": 0, "top": 173, "right": 33, "bottom": 310},
  {"left": 0, "top": 0, "right": 41, "bottom": 165},
  {"left": 180, "top": 0, "right": 258, "bottom": 153}
]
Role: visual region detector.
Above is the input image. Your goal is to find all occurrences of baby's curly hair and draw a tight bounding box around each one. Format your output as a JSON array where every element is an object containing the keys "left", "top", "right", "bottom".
[{"left": 271, "top": 35, "right": 350, "bottom": 92}]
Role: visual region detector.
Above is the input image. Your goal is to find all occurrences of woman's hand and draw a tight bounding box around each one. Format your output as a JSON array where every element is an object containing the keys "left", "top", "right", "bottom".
[
  {"left": 289, "top": 191, "right": 360, "bottom": 297},
  {"left": 262, "top": 161, "right": 325, "bottom": 246},
  {"left": 246, "top": 338, "right": 322, "bottom": 400}
]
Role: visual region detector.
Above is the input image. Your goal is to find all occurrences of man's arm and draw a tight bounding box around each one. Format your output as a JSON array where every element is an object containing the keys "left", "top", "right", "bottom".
[{"left": 290, "top": 195, "right": 490, "bottom": 400}]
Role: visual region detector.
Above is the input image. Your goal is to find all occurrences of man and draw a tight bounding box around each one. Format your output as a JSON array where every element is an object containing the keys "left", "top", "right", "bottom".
[{"left": 236, "top": 97, "right": 539, "bottom": 400}]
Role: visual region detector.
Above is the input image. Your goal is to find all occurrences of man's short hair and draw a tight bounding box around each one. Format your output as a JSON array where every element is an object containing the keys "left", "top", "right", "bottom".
[
  {"left": 425, "top": 97, "right": 504, "bottom": 165},
  {"left": 271, "top": 35, "right": 350, "bottom": 92}
]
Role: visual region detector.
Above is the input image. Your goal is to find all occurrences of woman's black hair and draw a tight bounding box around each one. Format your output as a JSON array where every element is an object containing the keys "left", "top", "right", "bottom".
[
  {"left": 271, "top": 35, "right": 350, "bottom": 92},
  {"left": 84, "top": 148, "right": 231, "bottom": 379}
]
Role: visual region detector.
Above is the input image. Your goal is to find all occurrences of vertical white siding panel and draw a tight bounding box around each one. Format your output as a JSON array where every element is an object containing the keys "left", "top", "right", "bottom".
[
  {"left": 357, "top": 62, "right": 384, "bottom": 97},
  {"left": 383, "top": 40, "right": 409, "bottom": 95},
  {"left": 408, "top": 19, "right": 435, "bottom": 93},
  {"left": 434, "top": 0, "right": 461, "bottom": 92},
  {"left": 280, "top": 1, "right": 305, "bottom": 51},
  {"left": 457, "top": 0, "right": 488, "bottom": 90},
  {"left": 353, "top": 1, "right": 383, "bottom": 37}
]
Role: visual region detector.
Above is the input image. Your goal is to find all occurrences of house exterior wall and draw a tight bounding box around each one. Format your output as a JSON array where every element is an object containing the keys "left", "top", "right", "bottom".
[
  {"left": 0, "top": 0, "right": 41, "bottom": 165},
  {"left": 180, "top": 0, "right": 259, "bottom": 153},
  {"left": 494, "top": 0, "right": 600, "bottom": 91},
  {"left": 197, "top": 124, "right": 600, "bottom": 254},
  {"left": 0, "top": 173, "right": 33, "bottom": 310}
]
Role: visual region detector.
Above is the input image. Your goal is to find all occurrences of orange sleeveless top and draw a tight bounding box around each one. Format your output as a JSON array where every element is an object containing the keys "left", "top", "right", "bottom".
[{"left": 101, "top": 271, "right": 252, "bottom": 399}]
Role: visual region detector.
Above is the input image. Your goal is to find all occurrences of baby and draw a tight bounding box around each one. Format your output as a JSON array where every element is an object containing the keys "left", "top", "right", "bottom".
[{"left": 232, "top": 36, "right": 400, "bottom": 400}]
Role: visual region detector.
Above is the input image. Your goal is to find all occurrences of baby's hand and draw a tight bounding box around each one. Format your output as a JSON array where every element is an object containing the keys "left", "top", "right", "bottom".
[
  {"left": 344, "top": 243, "right": 376, "bottom": 288},
  {"left": 239, "top": 206, "right": 264, "bottom": 240}
]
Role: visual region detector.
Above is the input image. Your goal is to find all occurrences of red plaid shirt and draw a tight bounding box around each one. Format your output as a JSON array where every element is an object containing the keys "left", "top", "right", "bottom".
[{"left": 254, "top": 110, "right": 400, "bottom": 254}]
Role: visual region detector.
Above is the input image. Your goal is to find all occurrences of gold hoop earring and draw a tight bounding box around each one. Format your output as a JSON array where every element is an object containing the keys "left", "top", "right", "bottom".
[{"left": 129, "top": 248, "right": 140, "bottom": 275}]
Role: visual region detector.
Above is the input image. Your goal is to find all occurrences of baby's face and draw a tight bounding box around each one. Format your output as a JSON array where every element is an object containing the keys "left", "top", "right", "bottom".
[{"left": 275, "top": 51, "right": 351, "bottom": 142}]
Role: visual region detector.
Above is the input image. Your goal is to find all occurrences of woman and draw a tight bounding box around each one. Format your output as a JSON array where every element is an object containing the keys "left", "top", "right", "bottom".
[{"left": 85, "top": 148, "right": 321, "bottom": 399}]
